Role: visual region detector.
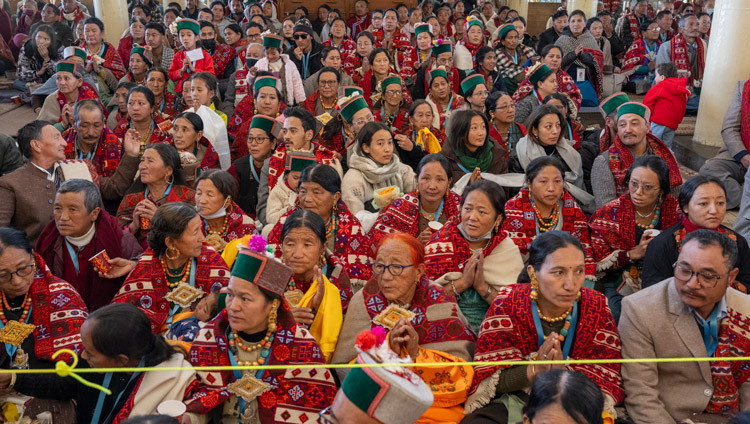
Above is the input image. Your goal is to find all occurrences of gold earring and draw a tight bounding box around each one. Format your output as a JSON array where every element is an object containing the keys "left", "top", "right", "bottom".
[
  {"left": 319, "top": 251, "right": 327, "bottom": 266},
  {"left": 268, "top": 299, "right": 280, "bottom": 332},
  {"left": 529, "top": 271, "right": 539, "bottom": 301},
  {"left": 165, "top": 246, "right": 181, "bottom": 260},
  {"left": 166, "top": 174, "right": 174, "bottom": 185}
]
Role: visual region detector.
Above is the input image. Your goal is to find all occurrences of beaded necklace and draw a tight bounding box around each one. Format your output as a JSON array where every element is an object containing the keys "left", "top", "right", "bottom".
[
  {"left": 228, "top": 331, "right": 275, "bottom": 366},
  {"left": 160, "top": 255, "right": 191, "bottom": 289},
  {"left": 532, "top": 198, "right": 560, "bottom": 233},
  {"left": 206, "top": 214, "right": 230, "bottom": 236},
  {"left": 636, "top": 205, "right": 661, "bottom": 230},
  {"left": 319, "top": 96, "right": 337, "bottom": 110},
  {"left": 0, "top": 293, "right": 30, "bottom": 325},
  {"left": 325, "top": 215, "right": 337, "bottom": 241}
]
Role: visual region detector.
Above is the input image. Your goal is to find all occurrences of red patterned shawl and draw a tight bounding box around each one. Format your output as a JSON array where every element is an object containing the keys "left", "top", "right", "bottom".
[
  {"left": 342, "top": 54, "right": 363, "bottom": 82},
  {"left": 115, "top": 185, "right": 195, "bottom": 245},
  {"left": 360, "top": 69, "right": 413, "bottom": 108},
  {"left": 371, "top": 29, "right": 416, "bottom": 81},
  {"left": 625, "top": 14, "right": 643, "bottom": 44},
  {"left": 227, "top": 97, "right": 286, "bottom": 160},
  {"left": 267, "top": 205, "right": 373, "bottom": 288},
  {"left": 267, "top": 142, "right": 337, "bottom": 190},
  {"left": 589, "top": 194, "right": 682, "bottom": 264},
  {"left": 742, "top": 80, "right": 750, "bottom": 152},
  {"left": 671, "top": 33, "right": 705, "bottom": 86},
  {"left": 78, "top": 41, "right": 126, "bottom": 80},
  {"left": 621, "top": 39, "right": 660, "bottom": 72},
  {"left": 317, "top": 131, "right": 348, "bottom": 158},
  {"left": 428, "top": 93, "right": 465, "bottom": 130},
  {"left": 424, "top": 216, "right": 510, "bottom": 280},
  {"left": 501, "top": 188, "right": 596, "bottom": 279},
  {"left": 469, "top": 285, "right": 624, "bottom": 404},
  {"left": 602, "top": 0, "right": 621, "bottom": 13},
  {"left": 55, "top": 82, "right": 103, "bottom": 120},
  {"left": 210, "top": 43, "right": 236, "bottom": 78},
  {"left": 323, "top": 37, "right": 356, "bottom": 59},
  {"left": 63, "top": 127, "right": 122, "bottom": 177},
  {"left": 374, "top": 107, "right": 410, "bottom": 134},
  {"left": 200, "top": 201, "right": 256, "bottom": 243},
  {"left": 705, "top": 289, "right": 750, "bottom": 414},
  {"left": 113, "top": 115, "right": 172, "bottom": 146},
  {"left": 489, "top": 122, "right": 526, "bottom": 159},
  {"left": 513, "top": 69, "right": 582, "bottom": 110},
  {"left": 185, "top": 306, "right": 337, "bottom": 419},
  {"left": 370, "top": 191, "right": 462, "bottom": 245},
  {"left": 607, "top": 134, "right": 682, "bottom": 197},
  {"left": 362, "top": 276, "right": 475, "bottom": 345},
  {"left": 111, "top": 245, "right": 229, "bottom": 333},
  {"left": 27, "top": 253, "right": 88, "bottom": 364},
  {"left": 157, "top": 92, "right": 180, "bottom": 121}
]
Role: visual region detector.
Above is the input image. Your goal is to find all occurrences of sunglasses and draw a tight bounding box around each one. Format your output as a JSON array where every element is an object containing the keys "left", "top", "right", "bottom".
[{"left": 293, "top": 33, "right": 309, "bottom": 40}]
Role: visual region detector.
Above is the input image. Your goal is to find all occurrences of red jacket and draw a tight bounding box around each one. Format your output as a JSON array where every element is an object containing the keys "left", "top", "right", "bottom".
[
  {"left": 168, "top": 47, "right": 216, "bottom": 94},
  {"left": 643, "top": 77, "right": 690, "bottom": 130}
]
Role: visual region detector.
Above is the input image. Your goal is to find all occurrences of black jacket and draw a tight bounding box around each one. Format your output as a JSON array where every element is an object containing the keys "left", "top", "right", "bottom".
[
  {"left": 286, "top": 40, "right": 324, "bottom": 80},
  {"left": 536, "top": 27, "right": 561, "bottom": 53}
]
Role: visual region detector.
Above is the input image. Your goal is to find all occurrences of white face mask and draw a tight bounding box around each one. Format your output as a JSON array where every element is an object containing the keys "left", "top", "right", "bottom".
[{"left": 197, "top": 198, "right": 229, "bottom": 219}]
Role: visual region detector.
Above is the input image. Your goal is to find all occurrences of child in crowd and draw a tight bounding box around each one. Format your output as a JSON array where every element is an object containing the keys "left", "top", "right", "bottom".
[
  {"left": 167, "top": 289, "right": 220, "bottom": 343},
  {"left": 108, "top": 81, "right": 136, "bottom": 130},
  {"left": 643, "top": 62, "right": 690, "bottom": 150},
  {"left": 263, "top": 152, "right": 318, "bottom": 237},
  {"left": 249, "top": 33, "right": 306, "bottom": 106}
]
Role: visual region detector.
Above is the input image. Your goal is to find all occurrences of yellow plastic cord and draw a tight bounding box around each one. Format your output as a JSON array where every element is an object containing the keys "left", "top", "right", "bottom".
[{"left": 52, "top": 349, "right": 112, "bottom": 395}]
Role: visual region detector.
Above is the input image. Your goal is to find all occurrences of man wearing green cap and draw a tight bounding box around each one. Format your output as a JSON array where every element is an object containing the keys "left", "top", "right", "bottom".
[{"left": 590, "top": 101, "right": 682, "bottom": 208}]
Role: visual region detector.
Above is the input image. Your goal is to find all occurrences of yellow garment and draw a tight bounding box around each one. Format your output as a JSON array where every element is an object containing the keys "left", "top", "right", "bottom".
[
  {"left": 221, "top": 235, "right": 252, "bottom": 268},
  {"left": 209, "top": 102, "right": 228, "bottom": 125},
  {"left": 417, "top": 128, "right": 442, "bottom": 154},
  {"left": 412, "top": 347, "right": 474, "bottom": 424},
  {"left": 297, "top": 275, "right": 343, "bottom": 363}
]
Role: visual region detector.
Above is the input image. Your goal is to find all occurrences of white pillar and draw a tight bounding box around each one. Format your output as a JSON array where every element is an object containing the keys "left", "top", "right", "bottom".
[
  {"left": 93, "top": 0, "right": 129, "bottom": 41},
  {"left": 507, "top": 0, "right": 529, "bottom": 20},
  {"left": 567, "top": 0, "right": 598, "bottom": 19},
  {"left": 694, "top": 0, "right": 750, "bottom": 146}
]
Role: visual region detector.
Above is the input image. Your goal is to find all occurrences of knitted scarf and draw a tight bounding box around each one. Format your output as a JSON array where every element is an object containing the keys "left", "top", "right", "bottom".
[
  {"left": 671, "top": 33, "right": 705, "bottom": 86},
  {"left": 741, "top": 80, "right": 750, "bottom": 152},
  {"left": 346, "top": 148, "right": 407, "bottom": 187},
  {"left": 626, "top": 13, "right": 642, "bottom": 44},
  {"left": 607, "top": 134, "right": 682, "bottom": 197}
]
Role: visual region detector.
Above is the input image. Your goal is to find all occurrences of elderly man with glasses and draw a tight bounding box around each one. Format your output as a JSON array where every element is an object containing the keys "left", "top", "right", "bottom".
[{"left": 620, "top": 229, "right": 750, "bottom": 423}]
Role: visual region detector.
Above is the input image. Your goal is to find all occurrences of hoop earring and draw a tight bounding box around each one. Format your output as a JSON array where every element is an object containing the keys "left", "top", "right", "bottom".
[
  {"left": 166, "top": 174, "right": 174, "bottom": 185},
  {"left": 165, "top": 246, "right": 181, "bottom": 260}
]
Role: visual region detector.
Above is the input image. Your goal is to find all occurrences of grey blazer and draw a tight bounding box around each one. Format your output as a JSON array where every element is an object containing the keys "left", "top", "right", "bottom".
[{"left": 619, "top": 278, "right": 750, "bottom": 423}]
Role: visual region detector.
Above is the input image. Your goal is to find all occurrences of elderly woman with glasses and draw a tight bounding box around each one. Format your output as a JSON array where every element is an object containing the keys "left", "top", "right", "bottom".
[
  {"left": 589, "top": 155, "right": 682, "bottom": 322},
  {"left": 332, "top": 232, "right": 475, "bottom": 424},
  {"left": 641, "top": 175, "right": 750, "bottom": 292},
  {"left": 486, "top": 91, "right": 526, "bottom": 159}
]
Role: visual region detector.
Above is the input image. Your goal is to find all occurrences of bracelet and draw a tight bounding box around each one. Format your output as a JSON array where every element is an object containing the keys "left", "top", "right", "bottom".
[
  {"left": 6, "top": 373, "right": 16, "bottom": 389},
  {"left": 483, "top": 286, "right": 493, "bottom": 301},
  {"left": 449, "top": 281, "right": 461, "bottom": 300}
]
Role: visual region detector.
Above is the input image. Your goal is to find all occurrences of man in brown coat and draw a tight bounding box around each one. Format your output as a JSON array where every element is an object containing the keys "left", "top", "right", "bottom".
[
  {"left": 620, "top": 230, "right": 750, "bottom": 423},
  {"left": 0, "top": 120, "right": 140, "bottom": 244}
]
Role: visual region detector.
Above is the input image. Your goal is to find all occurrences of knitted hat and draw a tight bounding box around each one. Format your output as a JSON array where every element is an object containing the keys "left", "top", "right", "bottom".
[
  {"left": 599, "top": 92, "right": 630, "bottom": 117},
  {"left": 427, "top": 68, "right": 449, "bottom": 86},
  {"left": 340, "top": 329, "right": 434, "bottom": 424},
  {"left": 431, "top": 39, "right": 452, "bottom": 57},
  {"left": 286, "top": 152, "right": 317, "bottom": 172},
  {"left": 63, "top": 46, "right": 87, "bottom": 61},
  {"left": 414, "top": 23, "right": 432, "bottom": 37},
  {"left": 380, "top": 76, "right": 402, "bottom": 92},
  {"left": 232, "top": 241, "right": 293, "bottom": 297},
  {"left": 176, "top": 18, "right": 200, "bottom": 35},
  {"left": 465, "top": 15, "right": 483, "bottom": 31},
  {"left": 56, "top": 60, "right": 82, "bottom": 78},
  {"left": 254, "top": 75, "right": 282, "bottom": 93},
  {"left": 527, "top": 63, "right": 554, "bottom": 87},
  {"left": 262, "top": 34, "right": 282, "bottom": 50},
  {"left": 460, "top": 74, "right": 485, "bottom": 95},
  {"left": 249, "top": 114, "right": 282, "bottom": 139},
  {"left": 496, "top": 23, "right": 516, "bottom": 40},
  {"left": 338, "top": 95, "right": 369, "bottom": 123},
  {"left": 293, "top": 18, "right": 314, "bottom": 36},
  {"left": 338, "top": 86, "right": 364, "bottom": 98},
  {"left": 617, "top": 102, "right": 651, "bottom": 122}
]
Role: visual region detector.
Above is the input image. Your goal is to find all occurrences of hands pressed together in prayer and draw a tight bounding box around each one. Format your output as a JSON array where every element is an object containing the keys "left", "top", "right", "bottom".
[
  {"left": 291, "top": 266, "right": 325, "bottom": 326},
  {"left": 528, "top": 334, "right": 565, "bottom": 381},
  {"left": 390, "top": 318, "right": 419, "bottom": 360}
]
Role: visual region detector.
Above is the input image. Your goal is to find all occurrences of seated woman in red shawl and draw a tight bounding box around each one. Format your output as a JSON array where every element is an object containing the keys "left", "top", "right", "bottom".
[
  {"left": 502, "top": 156, "right": 597, "bottom": 282},
  {"left": 332, "top": 232, "right": 476, "bottom": 424},
  {"left": 147, "top": 68, "right": 181, "bottom": 121},
  {"left": 195, "top": 169, "right": 255, "bottom": 255},
  {"left": 318, "top": 89, "right": 371, "bottom": 158},
  {"left": 424, "top": 180, "right": 524, "bottom": 333},
  {"left": 112, "top": 202, "right": 229, "bottom": 334},
  {"left": 117, "top": 144, "right": 195, "bottom": 248},
  {"left": 266, "top": 164, "right": 373, "bottom": 290},
  {"left": 463, "top": 231, "right": 624, "bottom": 423},
  {"left": 425, "top": 68, "right": 465, "bottom": 131},
  {"left": 36, "top": 60, "right": 103, "bottom": 131},
  {"left": 170, "top": 112, "right": 220, "bottom": 187},
  {"left": 392, "top": 100, "right": 445, "bottom": 172},
  {"left": 228, "top": 74, "right": 286, "bottom": 160},
  {"left": 512, "top": 45, "right": 582, "bottom": 110},
  {"left": 360, "top": 48, "right": 413, "bottom": 108},
  {"left": 370, "top": 154, "right": 461, "bottom": 245},
  {"left": 589, "top": 155, "right": 682, "bottom": 323},
  {"left": 487, "top": 92, "right": 526, "bottom": 159},
  {"left": 183, "top": 243, "right": 337, "bottom": 422},
  {"left": 113, "top": 86, "right": 172, "bottom": 150}
]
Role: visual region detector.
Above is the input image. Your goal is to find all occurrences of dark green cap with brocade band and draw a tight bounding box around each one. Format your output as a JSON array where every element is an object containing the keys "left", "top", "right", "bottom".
[
  {"left": 338, "top": 95, "right": 369, "bottom": 123},
  {"left": 427, "top": 68, "right": 448, "bottom": 86},
  {"left": 414, "top": 23, "right": 432, "bottom": 37},
  {"left": 176, "top": 18, "right": 200, "bottom": 35},
  {"left": 599, "top": 92, "right": 630, "bottom": 117},
  {"left": 465, "top": 15, "right": 483, "bottom": 31},
  {"left": 460, "top": 74, "right": 485, "bottom": 95},
  {"left": 231, "top": 249, "right": 292, "bottom": 297},
  {"left": 527, "top": 63, "right": 553, "bottom": 87},
  {"left": 380, "top": 76, "right": 402, "bottom": 92},
  {"left": 63, "top": 46, "right": 87, "bottom": 61},
  {"left": 497, "top": 24, "right": 516, "bottom": 40},
  {"left": 262, "top": 34, "right": 282, "bottom": 50},
  {"left": 56, "top": 60, "right": 81, "bottom": 78},
  {"left": 617, "top": 102, "right": 651, "bottom": 122},
  {"left": 286, "top": 152, "right": 317, "bottom": 172},
  {"left": 254, "top": 75, "right": 281, "bottom": 93},
  {"left": 339, "top": 86, "right": 364, "bottom": 98},
  {"left": 431, "top": 40, "right": 452, "bottom": 56},
  {"left": 249, "top": 115, "right": 281, "bottom": 139}
]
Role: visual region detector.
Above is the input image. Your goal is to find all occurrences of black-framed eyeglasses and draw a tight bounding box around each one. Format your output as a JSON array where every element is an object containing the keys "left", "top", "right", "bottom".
[
  {"left": 247, "top": 136, "right": 270, "bottom": 145},
  {"left": 319, "top": 406, "right": 339, "bottom": 424},
  {"left": 673, "top": 262, "right": 726, "bottom": 288},
  {"left": 293, "top": 33, "right": 309, "bottom": 40},
  {"left": 0, "top": 258, "right": 35, "bottom": 284},
  {"left": 372, "top": 262, "right": 413, "bottom": 276}
]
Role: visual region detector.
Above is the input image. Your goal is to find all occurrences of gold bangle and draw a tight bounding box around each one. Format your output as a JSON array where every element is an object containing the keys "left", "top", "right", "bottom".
[{"left": 8, "top": 373, "right": 16, "bottom": 389}]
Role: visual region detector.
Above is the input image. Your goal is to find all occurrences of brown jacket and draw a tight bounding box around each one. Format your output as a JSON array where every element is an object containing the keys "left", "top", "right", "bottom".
[
  {"left": 620, "top": 278, "right": 750, "bottom": 423},
  {"left": 0, "top": 155, "right": 139, "bottom": 244}
]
